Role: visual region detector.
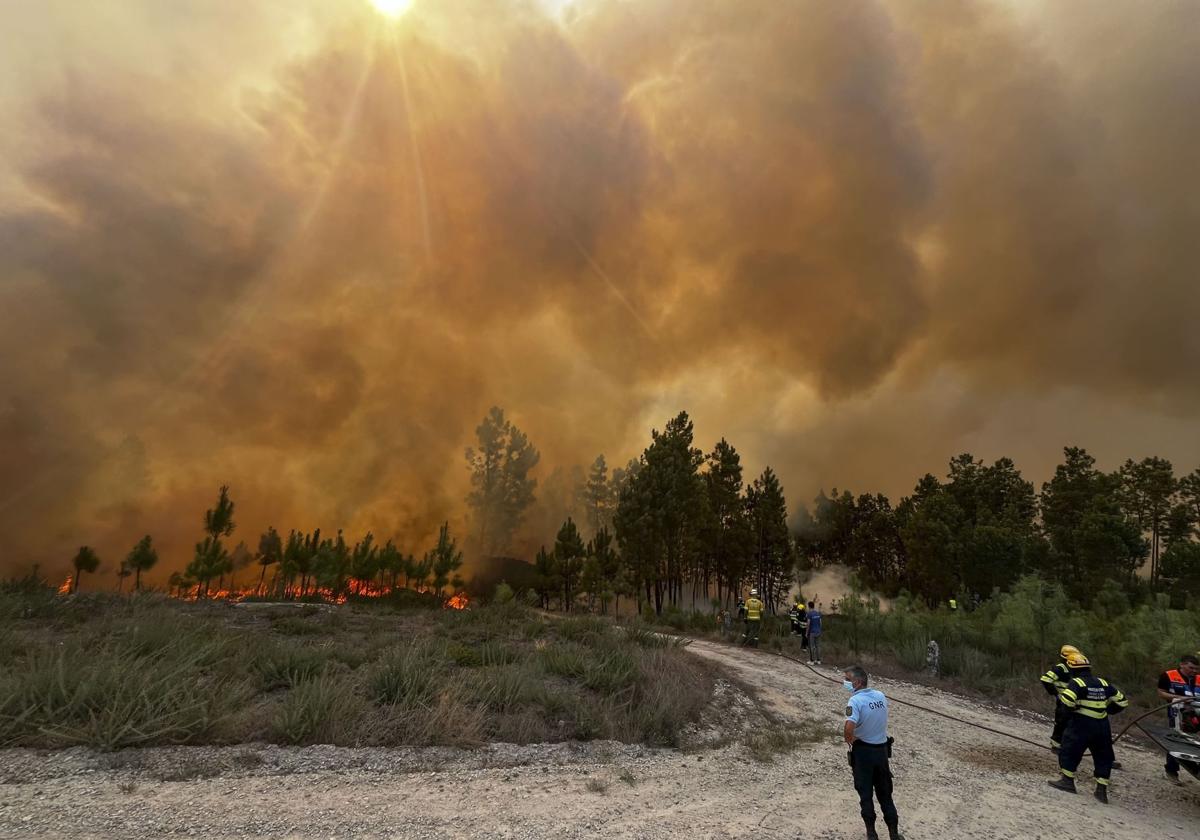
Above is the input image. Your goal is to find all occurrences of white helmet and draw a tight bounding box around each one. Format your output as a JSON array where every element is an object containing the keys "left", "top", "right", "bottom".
[{"left": 750, "top": 588, "right": 758, "bottom": 596}]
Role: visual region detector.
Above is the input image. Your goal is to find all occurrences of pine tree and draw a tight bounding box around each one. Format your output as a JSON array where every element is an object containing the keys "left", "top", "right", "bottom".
[
  {"left": 554, "top": 517, "right": 586, "bottom": 611},
  {"left": 70, "top": 545, "right": 100, "bottom": 593},
  {"left": 256, "top": 527, "right": 283, "bottom": 594},
  {"left": 429, "top": 522, "right": 463, "bottom": 596},
  {"left": 124, "top": 534, "right": 158, "bottom": 591},
  {"left": 465, "top": 407, "right": 540, "bottom": 556}
]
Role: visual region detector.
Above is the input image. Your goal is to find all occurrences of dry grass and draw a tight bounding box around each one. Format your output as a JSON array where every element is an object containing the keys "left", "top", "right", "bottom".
[{"left": 0, "top": 590, "right": 715, "bottom": 751}]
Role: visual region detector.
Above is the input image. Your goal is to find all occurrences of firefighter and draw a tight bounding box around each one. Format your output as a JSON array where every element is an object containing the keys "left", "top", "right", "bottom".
[
  {"left": 1156, "top": 653, "right": 1199, "bottom": 784},
  {"left": 742, "top": 588, "right": 764, "bottom": 647},
  {"left": 1040, "top": 644, "right": 1081, "bottom": 752},
  {"left": 788, "top": 597, "right": 805, "bottom": 637},
  {"left": 1047, "top": 652, "right": 1128, "bottom": 804}
]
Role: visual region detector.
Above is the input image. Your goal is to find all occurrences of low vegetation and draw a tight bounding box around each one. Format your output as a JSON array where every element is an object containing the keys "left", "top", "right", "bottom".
[
  {"left": 646, "top": 573, "right": 1200, "bottom": 713},
  {"left": 0, "top": 586, "right": 714, "bottom": 751}
]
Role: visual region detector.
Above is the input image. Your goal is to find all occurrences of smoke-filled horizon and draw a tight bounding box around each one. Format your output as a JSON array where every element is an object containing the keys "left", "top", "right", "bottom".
[{"left": 2, "top": 0, "right": 1199, "bottom": 583}]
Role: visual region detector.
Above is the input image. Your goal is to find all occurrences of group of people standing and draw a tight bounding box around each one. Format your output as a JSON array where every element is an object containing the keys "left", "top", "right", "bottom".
[
  {"left": 724, "top": 589, "right": 824, "bottom": 660},
  {"left": 1041, "top": 645, "right": 1200, "bottom": 802},
  {"left": 788, "top": 596, "right": 823, "bottom": 663}
]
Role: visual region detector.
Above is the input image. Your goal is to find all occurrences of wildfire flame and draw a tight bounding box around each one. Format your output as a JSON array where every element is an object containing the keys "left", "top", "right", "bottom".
[
  {"left": 57, "top": 576, "right": 73, "bottom": 595},
  {"left": 445, "top": 592, "right": 469, "bottom": 610}
]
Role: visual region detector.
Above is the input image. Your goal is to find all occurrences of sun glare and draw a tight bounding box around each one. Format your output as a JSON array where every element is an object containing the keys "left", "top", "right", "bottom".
[{"left": 369, "top": 0, "right": 414, "bottom": 18}]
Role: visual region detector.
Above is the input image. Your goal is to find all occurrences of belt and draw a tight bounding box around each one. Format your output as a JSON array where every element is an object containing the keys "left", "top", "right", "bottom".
[{"left": 853, "top": 740, "right": 888, "bottom": 749}]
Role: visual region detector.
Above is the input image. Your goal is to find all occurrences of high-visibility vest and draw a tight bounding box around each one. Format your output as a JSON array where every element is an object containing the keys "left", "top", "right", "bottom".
[
  {"left": 745, "top": 597, "right": 764, "bottom": 621},
  {"left": 949, "top": 599, "right": 958, "bottom": 610},
  {"left": 1164, "top": 669, "right": 1198, "bottom": 724}
]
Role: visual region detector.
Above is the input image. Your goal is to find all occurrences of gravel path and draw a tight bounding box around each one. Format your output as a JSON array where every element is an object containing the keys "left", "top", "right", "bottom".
[{"left": 1, "top": 639, "right": 1196, "bottom": 839}]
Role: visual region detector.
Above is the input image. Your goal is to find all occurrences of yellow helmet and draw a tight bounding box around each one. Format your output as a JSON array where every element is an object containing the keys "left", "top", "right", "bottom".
[
  {"left": 1066, "top": 652, "right": 1091, "bottom": 669},
  {"left": 1059, "top": 644, "right": 1081, "bottom": 659}
]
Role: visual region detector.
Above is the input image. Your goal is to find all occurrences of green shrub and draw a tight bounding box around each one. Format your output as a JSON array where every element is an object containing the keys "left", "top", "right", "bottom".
[
  {"left": 253, "top": 644, "right": 328, "bottom": 690},
  {"left": 368, "top": 646, "right": 442, "bottom": 708},
  {"left": 466, "top": 664, "right": 542, "bottom": 713},
  {"left": 896, "top": 635, "right": 929, "bottom": 672},
  {"left": 493, "top": 582, "right": 515, "bottom": 604},
  {"left": 479, "top": 641, "right": 521, "bottom": 667}
]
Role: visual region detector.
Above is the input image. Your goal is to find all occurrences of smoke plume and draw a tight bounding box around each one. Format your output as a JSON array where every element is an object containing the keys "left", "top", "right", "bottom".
[{"left": 2, "top": 0, "right": 1198, "bottom": 581}]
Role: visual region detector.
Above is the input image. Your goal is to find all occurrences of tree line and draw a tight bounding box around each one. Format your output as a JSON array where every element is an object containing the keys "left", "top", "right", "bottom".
[
  {"left": 469, "top": 410, "right": 1200, "bottom": 615},
  {"left": 65, "top": 404, "right": 1200, "bottom": 612},
  {"left": 69, "top": 485, "right": 465, "bottom": 600},
  {"left": 515, "top": 412, "right": 793, "bottom": 615},
  {"left": 798, "top": 449, "right": 1200, "bottom": 606}
]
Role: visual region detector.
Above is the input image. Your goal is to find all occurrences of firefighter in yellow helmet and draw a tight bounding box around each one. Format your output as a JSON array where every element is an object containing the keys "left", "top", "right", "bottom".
[
  {"left": 742, "top": 588, "right": 765, "bottom": 648},
  {"left": 1048, "top": 652, "right": 1129, "bottom": 804},
  {"left": 1040, "top": 644, "right": 1081, "bottom": 752}
]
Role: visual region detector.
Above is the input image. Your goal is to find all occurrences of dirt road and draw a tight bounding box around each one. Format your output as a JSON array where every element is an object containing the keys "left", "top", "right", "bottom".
[{"left": 1, "top": 638, "right": 1196, "bottom": 839}]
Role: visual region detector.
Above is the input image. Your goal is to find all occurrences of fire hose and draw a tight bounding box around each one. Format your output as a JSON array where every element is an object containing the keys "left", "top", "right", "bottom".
[{"left": 763, "top": 644, "right": 1181, "bottom": 752}]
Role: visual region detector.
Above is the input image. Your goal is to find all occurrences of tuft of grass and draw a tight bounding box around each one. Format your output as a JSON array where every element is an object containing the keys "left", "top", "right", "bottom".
[
  {"left": 585, "top": 777, "right": 609, "bottom": 794},
  {"left": 618, "top": 768, "right": 636, "bottom": 786},
  {"left": 745, "top": 721, "right": 825, "bottom": 763},
  {"left": 368, "top": 646, "right": 442, "bottom": 709},
  {"left": 444, "top": 641, "right": 483, "bottom": 667},
  {"left": 118, "top": 781, "right": 138, "bottom": 794},
  {"left": 252, "top": 644, "right": 328, "bottom": 690},
  {"left": 270, "top": 669, "right": 366, "bottom": 745},
  {"left": 465, "top": 663, "right": 543, "bottom": 714}
]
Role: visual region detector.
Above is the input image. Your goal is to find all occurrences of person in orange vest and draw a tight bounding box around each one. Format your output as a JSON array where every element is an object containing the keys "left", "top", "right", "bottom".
[{"left": 1156, "top": 653, "right": 1199, "bottom": 784}]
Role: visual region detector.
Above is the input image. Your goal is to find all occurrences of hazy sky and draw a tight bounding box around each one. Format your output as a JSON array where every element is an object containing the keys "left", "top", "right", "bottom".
[{"left": 2, "top": 0, "right": 1198, "bottom": 582}]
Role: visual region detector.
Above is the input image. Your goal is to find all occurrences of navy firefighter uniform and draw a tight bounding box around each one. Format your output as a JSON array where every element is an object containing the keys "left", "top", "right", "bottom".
[
  {"left": 844, "top": 670, "right": 903, "bottom": 840},
  {"left": 1039, "top": 644, "right": 1081, "bottom": 751},
  {"left": 1048, "top": 652, "right": 1129, "bottom": 804}
]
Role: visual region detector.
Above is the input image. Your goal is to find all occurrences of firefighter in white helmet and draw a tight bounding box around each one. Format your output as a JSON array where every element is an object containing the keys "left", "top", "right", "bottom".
[{"left": 742, "top": 588, "right": 764, "bottom": 648}]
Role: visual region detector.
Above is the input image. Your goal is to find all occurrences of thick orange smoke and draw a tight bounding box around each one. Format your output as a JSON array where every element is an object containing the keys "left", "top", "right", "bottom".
[{"left": 1, "top": 0, "right": 1199, "bottom": 582}]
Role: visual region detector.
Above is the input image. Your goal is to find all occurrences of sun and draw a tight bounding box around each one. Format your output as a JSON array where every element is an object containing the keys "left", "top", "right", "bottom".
[{"left": 368, "top": 0, "right": 414, "bottom": 18}]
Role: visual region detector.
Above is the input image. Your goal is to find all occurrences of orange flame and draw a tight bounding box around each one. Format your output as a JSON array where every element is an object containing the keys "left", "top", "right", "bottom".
[
  {"left": 445, "top": 592, "right": 469, "bottom": 610},
  {"left": 57, "top": 576, "right": 72, "bottom": 595}
]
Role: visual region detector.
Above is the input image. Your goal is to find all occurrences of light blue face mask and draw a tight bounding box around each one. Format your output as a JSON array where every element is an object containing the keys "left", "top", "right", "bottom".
[{"left": 843, "top": 680, "right": 855, "bottom": 692}]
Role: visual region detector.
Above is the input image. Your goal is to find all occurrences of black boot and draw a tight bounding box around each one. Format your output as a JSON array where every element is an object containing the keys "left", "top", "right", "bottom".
[
  {"left": 864, "top": 818, "right": 880, "bottom": 840},
  {"left": 1047, "top": 776, "right": 1076, "bottom": 794},
  {"left": 885, "top": 817, "right": 904, "bottom": 839},
  {"left": 1094, "top": 784, "right": 1108, "bottom": 804}
]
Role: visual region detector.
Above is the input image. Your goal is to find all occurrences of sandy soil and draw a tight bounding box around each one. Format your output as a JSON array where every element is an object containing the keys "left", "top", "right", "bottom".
[{"left": 0, "top": 638, "right": 1195, "bottom": 839}]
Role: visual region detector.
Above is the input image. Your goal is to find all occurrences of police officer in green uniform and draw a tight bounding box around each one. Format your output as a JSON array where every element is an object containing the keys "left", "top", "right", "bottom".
[
  {"left": 1047, "top": 652, "right": 1129, "bottom": 804},
  {"left": 844, "top": 664, "right": 904, "bottom": 840}
]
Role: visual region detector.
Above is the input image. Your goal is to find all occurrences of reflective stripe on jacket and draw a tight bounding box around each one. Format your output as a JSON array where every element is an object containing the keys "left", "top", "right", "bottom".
[
  {"left": 745, "top": 598, "right": 764, "bottom": 621},
  {"left": 1040, "top": 662, "right": 1070, "bottom": 696},
  {"left": 1060, "top": 675, "right": 1128, "bottom": 721}
]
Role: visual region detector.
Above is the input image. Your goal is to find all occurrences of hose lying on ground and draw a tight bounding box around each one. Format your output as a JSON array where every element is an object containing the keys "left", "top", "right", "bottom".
[{"left": 759, "top": 643, "right": 1179, "bottom": 752}]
